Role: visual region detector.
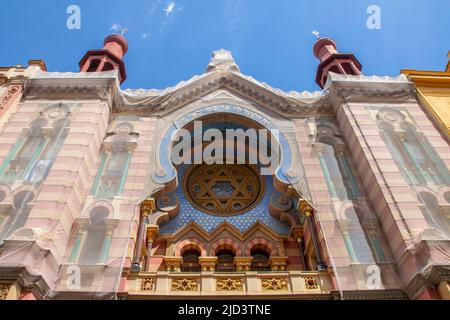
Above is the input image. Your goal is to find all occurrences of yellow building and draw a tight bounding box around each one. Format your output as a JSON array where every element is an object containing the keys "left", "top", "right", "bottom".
[{"left": 402, "top": 52, "right": 450, "bottom": 142}]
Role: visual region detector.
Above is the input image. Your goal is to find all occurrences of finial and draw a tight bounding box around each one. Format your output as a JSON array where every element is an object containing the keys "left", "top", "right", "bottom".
[
  {"left": 120, "top": 27, "right": 128, "bottom": 36},
  {"left": 312, "top": 31, "right": 320, "bottom": 40}
]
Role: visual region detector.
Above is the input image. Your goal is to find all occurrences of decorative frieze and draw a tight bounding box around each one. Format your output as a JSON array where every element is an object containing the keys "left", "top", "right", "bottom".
[
  {"left": 304, "top": 276, "right": 319, "bottom": 290},
  {"left": 0, "top": 283, "right": 11, "bottom": 300},
  {"left": 261, "top": 278, "right": 288, "bottom": 291},
  {"left": 0, "top": 85, "right": 21, "bottom": 108},
  {"left": 171, "top": 278, "right": 199, "bottom": 291},
  {"left": 140, "top": 278, "right": 154, "bottom": 292},
  {"left": 216, "top": 278, "right": 243, "bottom": 291}
]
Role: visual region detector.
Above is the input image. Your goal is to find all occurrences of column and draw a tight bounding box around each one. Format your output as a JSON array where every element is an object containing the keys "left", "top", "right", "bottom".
[
  {"left": 144, "top": 225, "right": 159, "bottom": 272},
  {"left": 131, "top": 199, "right": 155, "bottom": 272},
  {"left": 300, "top": 200, "right": 327, "bottom": 270},
  {"left": 291, "top": 226, "right": 307, "bottom": 270}
]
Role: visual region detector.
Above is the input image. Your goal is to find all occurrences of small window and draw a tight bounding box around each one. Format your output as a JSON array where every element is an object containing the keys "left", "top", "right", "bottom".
[
  {"left": 181, "top": 249, "right": 201, "bottom": 272},
  {"left": 216, "top": 249, "right": 235, "bottom": 272},
  {"left": 87, "top": 59, "right": 101, "bottom": 72},
  {"left": 251, "top": 249, "right": 270, "bottom": 271},
  {"left": 102, "top": 62, "right": 115, "bottom": 72}
]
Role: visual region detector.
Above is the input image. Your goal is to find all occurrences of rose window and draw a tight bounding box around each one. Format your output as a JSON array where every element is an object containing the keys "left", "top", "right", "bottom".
[{"left": 183, "top": 164, "right": 264, "bottom": 216}]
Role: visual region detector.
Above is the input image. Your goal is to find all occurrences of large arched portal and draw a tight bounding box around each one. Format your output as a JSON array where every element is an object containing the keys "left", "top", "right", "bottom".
[{"left": 132, "top": 104, "right": 326, "bottom": 277}]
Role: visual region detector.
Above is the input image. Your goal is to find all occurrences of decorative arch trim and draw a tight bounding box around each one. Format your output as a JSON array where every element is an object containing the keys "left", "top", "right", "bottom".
[
  {"left": 175, "top": 238, "right": 207, "bottom": 257},
  {"left": 210, "top": 238, "right": 242, "bottom": 256},
  {"left": 245, "top": 238, "right": 277, "bottom": 256},
  {"left": 154, "top": 104, "right": 299, "bottom": 188}
]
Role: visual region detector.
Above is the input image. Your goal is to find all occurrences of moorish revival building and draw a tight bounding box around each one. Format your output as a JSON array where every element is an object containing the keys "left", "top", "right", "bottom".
[{"left": 0, "top": 34, "right": 449, "bottom": 300}]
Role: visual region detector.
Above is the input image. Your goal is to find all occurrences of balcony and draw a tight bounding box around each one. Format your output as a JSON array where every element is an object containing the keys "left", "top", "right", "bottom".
[{"left": 125, "top": 270, "right": 334, "bottom": 298}]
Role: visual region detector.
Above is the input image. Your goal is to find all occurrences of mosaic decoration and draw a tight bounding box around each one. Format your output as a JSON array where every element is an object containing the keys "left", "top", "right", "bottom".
[
  {"left": 304, "top": 276, "right": 319, "bottom": 290},
  {"left": 140, "top": 278, "right": 154, "bottom": 292},
  {"left": 159, "top": 165, "right": 291, "bottom": 235}
]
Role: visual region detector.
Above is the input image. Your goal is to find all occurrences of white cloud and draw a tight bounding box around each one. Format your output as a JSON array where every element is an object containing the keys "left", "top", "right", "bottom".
[
  {"left": 110, "top": 23, "right": 123, "bottom": 32},
  {"left": 164, "top": 2, "right": 176, "bottom": 16},
  {"left": 141, "top": 33, "right": 151, "bottom": 39}
]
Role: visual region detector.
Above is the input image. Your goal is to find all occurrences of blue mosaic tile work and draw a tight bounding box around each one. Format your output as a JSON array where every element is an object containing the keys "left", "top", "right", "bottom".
[{"left": 159, "top": 165, "right": 291, "bottom": 235}]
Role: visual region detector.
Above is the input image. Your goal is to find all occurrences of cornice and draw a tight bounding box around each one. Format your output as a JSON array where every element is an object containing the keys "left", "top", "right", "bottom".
[
  {"left": 23, "top": 71, "right": 119, "bottom": 103},
  {"left": 20, "top": 69, "right": 419, "bottom": 119},
  {"left": 405, "top": 265, "right": 450, "bottom": 299},
  {"left": 116, "top": 70, "right": 329, "bottom": 118},
  {"left": 325, "top": 73, "right": 417, "bottom": 105},
  {"left": 0, "top": 266, "right": 52, "bottom": 300}
]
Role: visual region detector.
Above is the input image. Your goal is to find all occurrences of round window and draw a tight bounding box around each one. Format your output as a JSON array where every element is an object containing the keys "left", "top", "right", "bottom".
[{"left": 183, "top": 164, "right": 265, "bottom": 216}]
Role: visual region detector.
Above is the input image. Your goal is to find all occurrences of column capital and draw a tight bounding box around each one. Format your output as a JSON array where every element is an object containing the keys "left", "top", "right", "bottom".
[
  {"left": 199, "top": 257, "right": 218, "bottom": 272},
  {"left": 269, "top": 256, "right": 288, "bottom": 271},
  {"left": 140, "top": 199, "right": 156, "bottom": 217},
  {"left": 298, "top": 199, "right": 314, "bottom": 217},
  {"left": 234, "top": 257, "right": 253, "bottom": 272},
  {"left": 163, "top": 256, "right": 182, "bottom": 272},
  {"left": 291, "top": 226, "right": 303, "bottom": 241},
  {"left": 146, "top": 224, "right": 159, "bottom": 241}
]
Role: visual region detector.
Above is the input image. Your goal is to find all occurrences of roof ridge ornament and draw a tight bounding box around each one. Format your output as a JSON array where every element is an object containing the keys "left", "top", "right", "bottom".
[{"left": 206, "top": 49, "right": 240, "bottom": 73}]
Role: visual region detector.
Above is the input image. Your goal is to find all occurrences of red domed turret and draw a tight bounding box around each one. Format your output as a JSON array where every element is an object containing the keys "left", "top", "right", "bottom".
[
  {"left": 313, "top": 36, "right": 362, "bottom": 88},
  {"left": 79, "top": 34, "right": 128, "bottom": 84}
]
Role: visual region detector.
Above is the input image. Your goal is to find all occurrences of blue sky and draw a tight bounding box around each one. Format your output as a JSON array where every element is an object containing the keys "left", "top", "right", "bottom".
[{"left": 0, "top": 0, "right": 449, "bottom": 91}]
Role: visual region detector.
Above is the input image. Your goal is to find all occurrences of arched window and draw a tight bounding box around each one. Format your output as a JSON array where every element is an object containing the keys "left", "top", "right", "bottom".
[
  {"left": 251, "top": 249, "right": 270, "bottom": 271},
  {"left": 316, "top": 136, "right": 360, "bottom": 201},
  {"left": 69, "top": 206, "right": 114, "bottom": 265},
  {"left": 91, "top": 123, "right": 136, "bottom": 199},
  {"left": 0, "top": 105, "right": 72, "bottom": 184},
  {"left": 102, "top": 62, "right": 115, "bottom": 72},
  {"left": 181, "top": 249, "right": 201, "bottom": 272},
  {"left": 0, "top": 190, "right": 34, "bottom": 241},
  {"left": 87, "top": 59, "right": 101, "bottom": 72},
  {"left": 92, "top": 148, "right": 131, "bottom": 199},
  {"left": 341, "top": 62, "right": 355, "bottom": 74},
  {"left": 376, "top": 109, "right": 450, "bottom": 235},
  {"left": 376, "top": 109, "right": 450, "bottom": 186},
  {"left": 216, "top": 249, "right": 235, "bottom": 272},
  {"left": 328, "top": 65, "right": 341, "bottom": 74}
]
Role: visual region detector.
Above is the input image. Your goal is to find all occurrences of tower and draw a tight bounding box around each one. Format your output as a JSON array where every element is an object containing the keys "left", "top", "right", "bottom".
[
  {"left": 79, "top": 34, "right": 128, "bottom": 84},
  {"left": 313, "top": 37, "right": 362, "bottom": 88}
]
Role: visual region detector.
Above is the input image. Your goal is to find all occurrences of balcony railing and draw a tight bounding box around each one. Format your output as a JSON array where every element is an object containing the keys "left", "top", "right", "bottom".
[{"left": 126, "top": 270, "right": 333, "bottom": 297}]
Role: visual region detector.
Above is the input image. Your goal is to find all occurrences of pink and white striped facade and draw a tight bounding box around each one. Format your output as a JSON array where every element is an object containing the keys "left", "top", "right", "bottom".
[{"left": 0, "top": 37, "right": 449, "bottom": 300}]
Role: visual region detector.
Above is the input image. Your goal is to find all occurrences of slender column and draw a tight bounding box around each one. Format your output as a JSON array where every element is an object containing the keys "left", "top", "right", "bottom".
[
  {"left": 0, "top": 136, "right": 25, "bottom": 177},
  {"left": 342, "top": 230, "right": 357, "bottom": 262},
  {"left": 69, "top": 223, "right": 88, "bottom": 263},
  {"left": 117, "top": 149, "right": 133, "bottom": 195},
  {"left": 144, "top": 225, "right": 159, "bottom": 272},
  {"left": 291, "top": 226, "right": 307, "bottom": 271},
  {"left": 300, "top": 201, "right": 327, "bottom": 270},
  {"left": 131, "top": 199, "right": 155, "bottom": 272},
  {"left": 100, "top": 223, "right": 116, "bottom": 264},
  {"left": 91, "top": 150, "right": 109, "bottom": 197}
]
